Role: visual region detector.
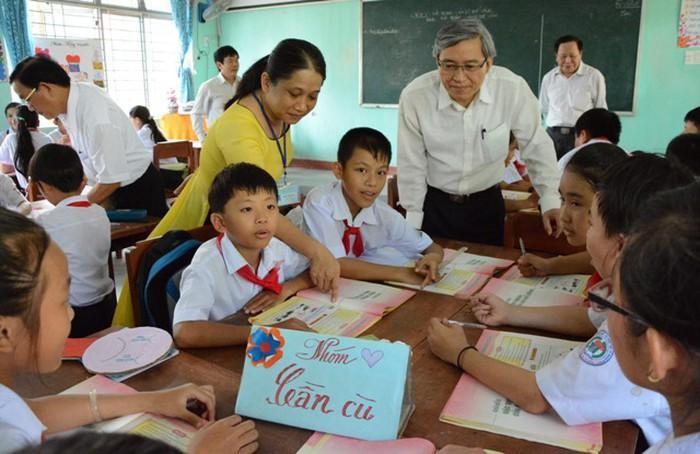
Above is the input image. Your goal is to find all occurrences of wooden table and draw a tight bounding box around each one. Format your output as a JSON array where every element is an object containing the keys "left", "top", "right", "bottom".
[
  {"left": 16, "top": 240, "right": 639, "bottom": 453},
  {"left": 110, "top": 216, "right": 160, "bottom": 252}
]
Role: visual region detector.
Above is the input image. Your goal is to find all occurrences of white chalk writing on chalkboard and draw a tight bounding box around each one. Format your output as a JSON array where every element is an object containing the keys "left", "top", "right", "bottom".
[
  {"left": 614, "top": 0, "right": 641, "bottom": 8},
  {"left": 410, "top": 8, "right": 498, "bottom": 23}
]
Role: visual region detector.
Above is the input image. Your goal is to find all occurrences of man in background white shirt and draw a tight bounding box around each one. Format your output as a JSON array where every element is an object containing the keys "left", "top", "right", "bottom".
[
  {"left": 190, "top": 45, "right": 240, "bottom": 142},
  {"left": 397, "top": 19, "right": 561, "bottom": 246},
  {"left": 540, "top": 35, "right": 607, "bottom": 159}
]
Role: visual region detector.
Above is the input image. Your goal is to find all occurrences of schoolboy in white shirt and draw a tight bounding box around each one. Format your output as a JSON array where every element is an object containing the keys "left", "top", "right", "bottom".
[
  {"left": 28, "top": 144, "right": 114, "bottom": 337},
  {"left": 303, "top": 127, "right": 444, "bottom": 287},
  {"left": 173, "top": 163, "right": 313, "bottom": 349}
]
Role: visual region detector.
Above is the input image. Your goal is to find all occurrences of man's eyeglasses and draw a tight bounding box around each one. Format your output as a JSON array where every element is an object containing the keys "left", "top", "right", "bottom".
[
  {"left": 438, "top": 57, "right": 488, "bottom": 75},
  {"left": 588, "top": 281, "right": 649, "bottom": 327},
  {"left": 21, "top": 87, "right": 38, "bottom": 105}
]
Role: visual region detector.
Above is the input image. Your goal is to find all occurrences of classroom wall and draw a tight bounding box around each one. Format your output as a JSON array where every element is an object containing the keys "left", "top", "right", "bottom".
[
  {"left": 192, "top": 0, "right": 700, "bottom": 161},
  {"left": 0, "top": 83, "right": 11, "bottom": 130}
]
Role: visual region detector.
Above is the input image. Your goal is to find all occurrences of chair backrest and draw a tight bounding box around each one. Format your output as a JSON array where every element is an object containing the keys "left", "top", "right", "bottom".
[
  {"left": 503, "top": 211, "right": 584, "bottom": 255},
  {"left": 386, "top": 175, "right": 406, "bottom": 216},
  {"left": 153, "top": 140, "right": 196, "bottom": 173},
  {"left": 125, "top": 224, "right": 217, "bottom": 326}
]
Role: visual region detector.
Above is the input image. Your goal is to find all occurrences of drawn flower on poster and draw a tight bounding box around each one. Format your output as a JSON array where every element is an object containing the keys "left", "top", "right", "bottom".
[{"left": 247, "top": 327, "right": 285, "bottom": 368}]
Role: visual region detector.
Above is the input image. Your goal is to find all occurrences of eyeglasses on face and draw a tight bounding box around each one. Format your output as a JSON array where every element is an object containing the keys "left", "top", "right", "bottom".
[
  {"left": 587, "top": 281, "right": 649, "bottom": 327},
  {"left": 21, "top": 87, "right": 38, "bottom": 105},
  {"left": 438, "top": 57, "right": 488, "bottom": 75}
]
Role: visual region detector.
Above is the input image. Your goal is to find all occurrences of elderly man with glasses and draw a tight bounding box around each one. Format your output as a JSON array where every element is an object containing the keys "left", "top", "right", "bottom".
[{"left": 397, "top": 18, "right": 560, "bottom": 245}]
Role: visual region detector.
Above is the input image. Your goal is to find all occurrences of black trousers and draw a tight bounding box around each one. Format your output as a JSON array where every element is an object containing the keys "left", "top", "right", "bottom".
[
  {"left": 111, "top": 163, "right": 168, "bottom": 217},
  {"left": 421, "top": 185, "right": 505, "bottom": 246},
  {"left": 546, "top": 126, "right": 576, "bottom": 160},
  {"left": 70, "top": 290, "right": 117, "bottom": 338}
]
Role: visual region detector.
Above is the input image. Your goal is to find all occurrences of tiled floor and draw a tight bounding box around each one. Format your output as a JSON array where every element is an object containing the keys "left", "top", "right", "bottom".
[{"left": 111, "top": 167, "right": 388, "bottom": 295}]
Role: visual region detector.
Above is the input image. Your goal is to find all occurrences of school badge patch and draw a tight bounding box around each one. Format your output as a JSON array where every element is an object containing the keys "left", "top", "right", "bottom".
[{"left": 580, "top": 330, "right": 614, "bottom": 366}]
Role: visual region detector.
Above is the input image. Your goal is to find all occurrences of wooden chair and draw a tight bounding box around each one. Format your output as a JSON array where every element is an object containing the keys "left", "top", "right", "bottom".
[
  {"left": 153, "top": 140, "right": 197, "bottom": 173},
  {"left": 125, "top": 224, "right": 217, "bottom": 326},
  {"left": 386, "top": 175, "right": 406, "bottom": 216},
  {"left": 503, "top": 211, "right": 584, "bottom": 255}
]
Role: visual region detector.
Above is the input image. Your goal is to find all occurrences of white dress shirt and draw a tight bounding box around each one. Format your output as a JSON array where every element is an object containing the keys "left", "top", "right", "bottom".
[
  {"left": 302, "top": 181, "right": 433, "bottom": 265},
  {"left": 0, "top": 173, "right": 29, "bottom": 213},
  {"left": 557, "top": 138, "right": 614, "bottom": 172},
  {"left": 0, "top": 130, "right": 52, "bottom": 189},
  {"left": 536, "top": 320, "right": 671, "bottom": 445},
  {"left": 540, "top": 62, "right": 607, "bottom": 127},
  {"left": 0, "top": 383, "right": 46, "bottom": 454},
  {"left": 58, "top": 81, "right": 152, "bottom": 186},
  {"left": 190, "top": 73, "right": 240, "bottom": 142},
  {"left": 645, "top": 433, "right": 700, "bottom": 454},
  {"left": 173, "top": 234, "right": 309, "bottom": 326},
  {"left": 136, "top": 124, "right": 178, "bottom": 165},
  {"left": 397, "top": 67, "right": 560, "bottom": 228},
  {"left": 35, "top": 195, "right": 113, "bottom": 307}
]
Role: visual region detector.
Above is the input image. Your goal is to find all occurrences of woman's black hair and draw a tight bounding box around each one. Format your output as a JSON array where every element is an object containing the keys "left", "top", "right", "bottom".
[
  {"left": 13, "top": 431, "right": 181, "bottom": 454},
  {"left": 595, "top": 152, "right": 694, "bottom": 237},
  {"left": 129, "top": 105, "right": 167, "bottom": 143},
  {"left": 564, "top": 142, "right": 628, "bottom": 188},
  {"left": 9, "top": 55, "right": 71, "bottom": 88},
  {"left": 13, "top": 105, "right": 41, "bottom": 180},
  {"left": 225, "top": 38, "right": 326, "bottom": 109},
  {"left": 0, "top": 207, "right": 50, "bottom": 359}
]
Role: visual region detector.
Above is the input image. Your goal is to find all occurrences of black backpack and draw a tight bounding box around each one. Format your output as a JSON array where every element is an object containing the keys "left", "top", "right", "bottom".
[{"left": 135, "top": 230, "right": 202, "bottom": 332}]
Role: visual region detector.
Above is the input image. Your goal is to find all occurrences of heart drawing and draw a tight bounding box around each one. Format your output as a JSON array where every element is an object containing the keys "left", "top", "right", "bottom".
[{"left": 361, "top": 348, "right": 383, "bottom": 368}]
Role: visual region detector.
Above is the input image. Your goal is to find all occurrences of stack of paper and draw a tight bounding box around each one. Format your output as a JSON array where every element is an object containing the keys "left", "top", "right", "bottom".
[
  {"left": 250, "top": 278, "right": 415, "bottom": 337},
  {"left": 440, "top": 330, "right": 602, "bottom": 453}
]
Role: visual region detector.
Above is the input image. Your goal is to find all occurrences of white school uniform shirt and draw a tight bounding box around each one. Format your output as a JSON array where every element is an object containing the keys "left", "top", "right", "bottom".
[
  {"left": 173, "top": 234, "right": 309, "bottom": 326},
  {"left": 0, "top": 172, "right": 30, "bottom": 213},
  {"left": 645, "top": 432, "right": 700, "bottom": 453},
  {"left": 302, "top": 181, "right": 433, "bottom": 265},
  {"left": 0, "top": 130, "right": 52, "bottom": 189},
  {"left": 397, "top": 67, "right": 560, "bottom": 229},
  {"left": 59, "top": 81, "right": 152, "bottom": 187},
  {"left": 190, "top": 73, "right": 240, "bottom": 142},
  {"left": 536, "top": 320, "right": 671, "bottom": 445},
  {"left": 557, "top": 138, "right": 614, "bottom": 172},
  {"left": 136, "top": 124, "right": 178, "bottom": 165},
  {"left": 540, "top": 61, "right": 607, "bottom": 127},
  {"left": 35, "top": 195, "right": 113, "bottom": 307},
  {"left": 0, "top": 383, "right": 46, "bottom": 454}
]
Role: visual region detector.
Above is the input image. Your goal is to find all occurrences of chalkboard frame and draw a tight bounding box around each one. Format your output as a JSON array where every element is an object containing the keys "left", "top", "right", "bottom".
[{"left": 359, "top": 0, "right": 644, "bottom": 115}]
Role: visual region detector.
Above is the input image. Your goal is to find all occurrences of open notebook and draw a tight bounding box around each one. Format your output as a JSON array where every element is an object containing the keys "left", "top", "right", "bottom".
[
  {"left": 440, "top": 330, "right": 602, "bottom": 453},
  {"left": 478, "top": 277, "right": 585, "bottom": 307},
  {"left": 250, "top": 278, "right": 415, "bottom": 337},
  {"left": 500, "top": 266, "right": 591, "bottom": 297},
  {"left": 297, "top": 432, "right": 504, "bottom": 453}
]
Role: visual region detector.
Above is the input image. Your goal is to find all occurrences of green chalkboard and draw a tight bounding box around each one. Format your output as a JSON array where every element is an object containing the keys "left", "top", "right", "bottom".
[{"left": 361, "top": 0, "right": 642, "bottom": 112}]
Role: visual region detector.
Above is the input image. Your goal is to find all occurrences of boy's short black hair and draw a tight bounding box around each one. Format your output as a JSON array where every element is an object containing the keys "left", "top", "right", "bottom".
[
  {"left": 28, "top": 144, "right": 84, "bottom": 193},
  {"left": 596, "top": 152, "right": 693, "bottom": 237},
  {"left": 337, "top": 127, "right": 391, "bottom": 167},
  {"left": 565, "top": 142, "right": 628, "bottom": 188},
  {"left": 574, "top": 108, "right": 621, "bottom": 144},
  {"left": 4, "top": 102, "right": 20, "bottom": 117},
  {"left": 214, "top": 45, "right": 239, "bottom": 64},
  {"left": 13, "top": 431, "right": 180, "bottom": 454},
  {"left": 208, "top": 163, "right": 278, "bottom": 213},
  {"left": 554, "top": 35, "right": 583, "bottom": 52},
  {"left": 685, "top": 106, "right": 700, "bottom": 127},
  {"left": 666, "top": 133, "right": 700, "bottom": 176}
]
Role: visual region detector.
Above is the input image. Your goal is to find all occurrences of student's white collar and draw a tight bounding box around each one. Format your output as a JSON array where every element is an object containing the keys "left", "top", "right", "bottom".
[
  {"left": 437, "top": 70, "right": 494, "bottom": 111},
  {"left": 329, "top": 181, "right": 379, "bottom": 227},
  {"left": 218, "top": 232, "right": 279, "bottom": 276}
]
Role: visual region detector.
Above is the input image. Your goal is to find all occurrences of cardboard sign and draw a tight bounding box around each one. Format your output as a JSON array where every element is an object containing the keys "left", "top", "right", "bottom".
[{"left": 235, "top": 326, "right": 413, "bottom": 440}]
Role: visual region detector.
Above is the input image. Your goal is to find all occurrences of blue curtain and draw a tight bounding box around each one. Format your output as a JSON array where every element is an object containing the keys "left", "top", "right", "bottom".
[
  {"left": 170, "top": 0, "right": 194, "bottom": 102},
  {"left": 0, "top": 0, "right": 33, "bottom": 69}
]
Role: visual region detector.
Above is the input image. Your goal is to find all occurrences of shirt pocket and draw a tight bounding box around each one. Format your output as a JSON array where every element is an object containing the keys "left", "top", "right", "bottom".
[
  {"left": 482, "top": 122, "right": 509, "bottom": 165},
  {"left": 571, "top": 87, "right": 593, "bottom": 111}
]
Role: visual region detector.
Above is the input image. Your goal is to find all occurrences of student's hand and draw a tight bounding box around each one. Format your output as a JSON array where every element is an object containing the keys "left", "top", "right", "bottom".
[
  {"left": 397, "top": 267, "right": 428, "bottom": 287},
  {"left": 427, "top": 318, "right": 470, "bottom": 367},
  {"left": 243, "top": 290, "right": 289, "bottom": 315},
  {"left": 148, "top": 383, "right": 216, "bottom": 428},
  {"left": 414, "top": 252, "right": 442, "bottom": 287},
  {"left": 273, "top": 318, "right": 314, "bottom": 332},
  {"left": 517, "top": 253, "right": 552, "bottom": 277},
  {"left": 542, "top": 208, "right": 562, "bottom": 237},
  {"left": 468, "top": 294, "right": 512, "bottom": 326},
  {"left": 188, "top": 415, "right": 259, "bottom": 454},
  {"left": 437, "top": 446, "right": 486, "bottom": 454},
  {"left": 309, "top": 247, "right": 341, "bottom": 302}
]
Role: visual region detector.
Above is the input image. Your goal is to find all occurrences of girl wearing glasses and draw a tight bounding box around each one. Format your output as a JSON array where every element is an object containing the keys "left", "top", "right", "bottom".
[
  {"left": 428, "top": 154, "right": 691, "bottom": 446},
  {"left": 0, "top": 106, "right": 52, "bottom": 191},
  {"left": 608, "top": 181, "right": 700, "bottom": 452}
]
